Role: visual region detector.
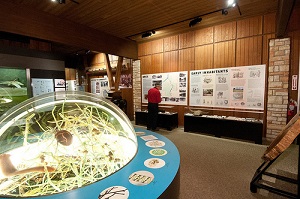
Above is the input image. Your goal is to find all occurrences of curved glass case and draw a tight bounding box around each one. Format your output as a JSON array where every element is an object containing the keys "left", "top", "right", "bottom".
[{"left": 0, "top": 91, "right": 137, "bottom": 197}]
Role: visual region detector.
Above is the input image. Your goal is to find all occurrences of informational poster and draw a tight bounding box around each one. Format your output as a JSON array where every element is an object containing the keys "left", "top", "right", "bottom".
[
  {"left": 31, "top": 78, "right": 54, "bottom": 97},
  {"left": 190, "top": 68, "right": 230, "bottom": 107},
  {"left": 90, "top": 77, "right": 109, "bottom": 98},
  {"left": 190, "top": 65, "right": 265, "bottom": 110},
  {"left": 236, "top": 65, "right": 265, "bottom": 109},
  {"left": 66, "top": 80, "right": 77, "bottom": 91},
  {"left": 142, "top": 71, "right": 188, "bottom": 105}
]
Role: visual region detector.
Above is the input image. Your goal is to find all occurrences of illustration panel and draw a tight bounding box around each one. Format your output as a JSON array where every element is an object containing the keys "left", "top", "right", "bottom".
[{"left": 142, "top": 71, "right": 188, "bottom": 105}]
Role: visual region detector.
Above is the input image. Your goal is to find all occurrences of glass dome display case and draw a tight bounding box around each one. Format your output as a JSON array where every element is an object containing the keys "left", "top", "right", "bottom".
[{"left": 0, "top": 91, "right": 137, "bottom": 197}]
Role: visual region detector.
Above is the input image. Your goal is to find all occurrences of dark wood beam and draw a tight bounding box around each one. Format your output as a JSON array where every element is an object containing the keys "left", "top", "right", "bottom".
[
  {"left": 0, "top": 2, "right": 137, "bottom": 59},
  {"left": 276, "top": 0, "right": 295, "bottom": 38},
  {"left": 114, "top": 56, "right": 124, "bottom": 91},
  {"left": 105, "top": 54, "right": 114, "bottom": 90}
]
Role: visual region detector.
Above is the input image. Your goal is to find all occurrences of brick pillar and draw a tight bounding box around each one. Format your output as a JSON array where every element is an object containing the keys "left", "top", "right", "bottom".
[
  {"left": 133, "top": 60, "right": 141, "bottom": 118},
  {"left": 266, "top": 38, "right": 290, "bottom": 141}
]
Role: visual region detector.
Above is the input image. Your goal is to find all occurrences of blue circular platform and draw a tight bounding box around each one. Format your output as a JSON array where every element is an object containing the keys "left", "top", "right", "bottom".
[{"left": 0, "top": 128, "right": 180, "bottom": 199}]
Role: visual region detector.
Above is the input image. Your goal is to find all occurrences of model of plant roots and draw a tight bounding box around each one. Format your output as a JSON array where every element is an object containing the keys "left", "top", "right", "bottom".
[{"left": 0, "top": 102, "right": 136, "bottom": 197}]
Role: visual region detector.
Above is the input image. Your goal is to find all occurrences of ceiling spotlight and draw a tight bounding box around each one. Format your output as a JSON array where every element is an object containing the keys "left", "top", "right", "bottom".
[
  {"left": 141, "top": 30, "right": 155, "bottom": 38},
  {"left": 227, "top": 0, "right": 236, "bottom": 7},
  {"left": 51, "top": 0, "right": 65, "bottom": 3},
  {"left": 189, "top": 17, "right": 202, "bottom": 27},
  {"left": 222, "top": 9, "right": 228, "bottom": 15}
]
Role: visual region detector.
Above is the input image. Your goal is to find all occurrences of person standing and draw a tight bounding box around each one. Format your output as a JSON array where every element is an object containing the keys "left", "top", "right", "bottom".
[{"left": 147, "top": 83, "right": 162, "bottom": 131}]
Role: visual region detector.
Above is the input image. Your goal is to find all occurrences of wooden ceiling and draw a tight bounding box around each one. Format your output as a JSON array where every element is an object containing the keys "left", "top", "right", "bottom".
[
  {"left": 9, "top": 0, "right": 280, "bottom": 41},
  {"left": 1, "top": 0, "right": 298, "bottom": 56}
]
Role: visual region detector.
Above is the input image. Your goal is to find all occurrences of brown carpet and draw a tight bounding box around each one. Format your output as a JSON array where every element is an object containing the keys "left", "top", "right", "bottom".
[{"left": 135, "top": 125, "right": 299, "bottom": 199}]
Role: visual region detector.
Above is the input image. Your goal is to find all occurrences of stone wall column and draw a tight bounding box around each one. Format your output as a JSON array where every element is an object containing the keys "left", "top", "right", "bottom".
[{"left": 266, "top": 38, "right": 290, "bottom": 141}]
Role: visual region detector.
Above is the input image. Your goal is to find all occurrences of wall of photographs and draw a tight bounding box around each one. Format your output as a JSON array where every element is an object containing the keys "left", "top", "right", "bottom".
[{"left": 189, "top": 65, "right": 266, "bottom": 110}]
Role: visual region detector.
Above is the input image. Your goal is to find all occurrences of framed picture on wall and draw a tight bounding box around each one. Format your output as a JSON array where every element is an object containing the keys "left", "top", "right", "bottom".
[{"left": 54, "top": 79, "right": 66, "bottom": 88}]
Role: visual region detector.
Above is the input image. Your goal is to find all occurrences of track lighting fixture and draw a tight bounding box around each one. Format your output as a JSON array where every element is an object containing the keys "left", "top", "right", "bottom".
[
  {"left": 141, "top": 30, "right": 155, "bottom": 38},
  {"left": 51, "top": 0, "right": 79, "bottom": 4},
  {"left": 127, "top": 0, "right": 241, "bottom": 40},
  {"left": 222, "top": 9, "right": 228, "bottom": 15},
  {"left": 51, "top": 0, "right": 66, "bottom": 3},
  {"left": 189, "top": 17, "right": 202, "bottom": 27}
]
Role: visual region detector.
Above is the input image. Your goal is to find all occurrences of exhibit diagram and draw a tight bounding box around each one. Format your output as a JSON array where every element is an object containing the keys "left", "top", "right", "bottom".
[
  {"left": 189, "top": 64, "right": 266, "bottom": 110},
  {"left": 142, "top": 71, "right": 188, "bottom": 105}
]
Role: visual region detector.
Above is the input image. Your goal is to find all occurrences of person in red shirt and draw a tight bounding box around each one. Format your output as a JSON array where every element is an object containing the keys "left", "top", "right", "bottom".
[{"left": 147, "top": 83, "right": 162, "bottom": 131}]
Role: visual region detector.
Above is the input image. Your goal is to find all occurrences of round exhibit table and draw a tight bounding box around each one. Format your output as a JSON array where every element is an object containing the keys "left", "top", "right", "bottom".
[{"left": 0, "top": 128, "right": 180, "bottom": 199}]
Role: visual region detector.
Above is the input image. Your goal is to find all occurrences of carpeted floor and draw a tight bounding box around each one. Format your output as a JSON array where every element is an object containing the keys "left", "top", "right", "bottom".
[{"left": 134, "top": 125, "right": 299, "bottom": 199}]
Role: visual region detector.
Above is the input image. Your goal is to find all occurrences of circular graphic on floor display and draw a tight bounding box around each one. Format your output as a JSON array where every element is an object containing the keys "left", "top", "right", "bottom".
[
  {"left": 149, "top": 148, "right": 168, "bottom": 156},
  {"left": 145, "top": 140, "right": 165, "bottom": 148},
  {"left": 129, "top": 170, "right": 154, "bottom": 186},
  {"left": 135, "top": 131, "right": 146, "bottom": 136},
  {"left": 98, "top": 186, "right": 129, "bottom": 199},
  {"left": 144, "top": 158, "right": 165, "bottom": 169}
]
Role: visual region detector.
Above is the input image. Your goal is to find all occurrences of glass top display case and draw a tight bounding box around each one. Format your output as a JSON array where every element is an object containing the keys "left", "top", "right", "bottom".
[{"left": 0, "top": 91, "right": 137, "bottom": 197}]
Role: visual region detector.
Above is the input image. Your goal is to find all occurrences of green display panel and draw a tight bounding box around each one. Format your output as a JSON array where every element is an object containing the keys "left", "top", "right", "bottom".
[{"left": 0, "top": 67, "right": 28, "bottom": 116}]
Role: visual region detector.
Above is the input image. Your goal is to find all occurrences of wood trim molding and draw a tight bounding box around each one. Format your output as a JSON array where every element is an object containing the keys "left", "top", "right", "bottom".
[{"left": 276, "top": 0, "right": 295, "bottom": 37}]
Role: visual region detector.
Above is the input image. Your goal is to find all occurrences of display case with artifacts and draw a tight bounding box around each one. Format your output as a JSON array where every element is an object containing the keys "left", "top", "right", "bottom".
[
  {"left": 184, "top": 107, "right": 210, "bottom": 116},
  {"left": 184, "top": 106, "right": 263, "bottom": 144},
  {"left": 141, "top": 105, "right": 176, "bottom": 114},
  {"left": 136, "top": 105, "right": 178, "bottom": 130}
]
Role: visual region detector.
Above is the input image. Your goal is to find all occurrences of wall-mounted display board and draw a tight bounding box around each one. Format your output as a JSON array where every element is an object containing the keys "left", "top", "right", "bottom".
[
  {"left": 120, "top": 74, "right": 132, "bottom": 88},
  {"left": 31, "top": 78, "right": 54, "bottom": 97},
  {"left": 30, "top": 69, "right": 66, "bottom": 97},
  {"left": 0, "top": 67, "right": 29, "bottom": 117},
  {"left": 142, "top": 71, "right": 188, "bottom": 105},
  {"left": 66, "top": 80, "right": 77, "bottom": 91},
  {"left": 189, "top": 65, "right": 266, "bottom": 110},
  {"left": 90, "top": 77, "right": 110, "bottom": 98}
]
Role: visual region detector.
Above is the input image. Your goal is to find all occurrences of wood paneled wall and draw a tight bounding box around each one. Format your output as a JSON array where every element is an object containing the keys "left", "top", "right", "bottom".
[
  {"left": 138, "top": 10, "right": 300, "bottom": 129},
  {"left": 213, "top": 40, "right": 236, "bottom": 68},
  {"left": 138, "top": 13, "right": 276, "bottom": 68},
  {"left": 138, "top": 12, "right": 290, "bottom": 127},
  {"left": 236, "top": 36, "right": 263, "bottom": 66}
]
